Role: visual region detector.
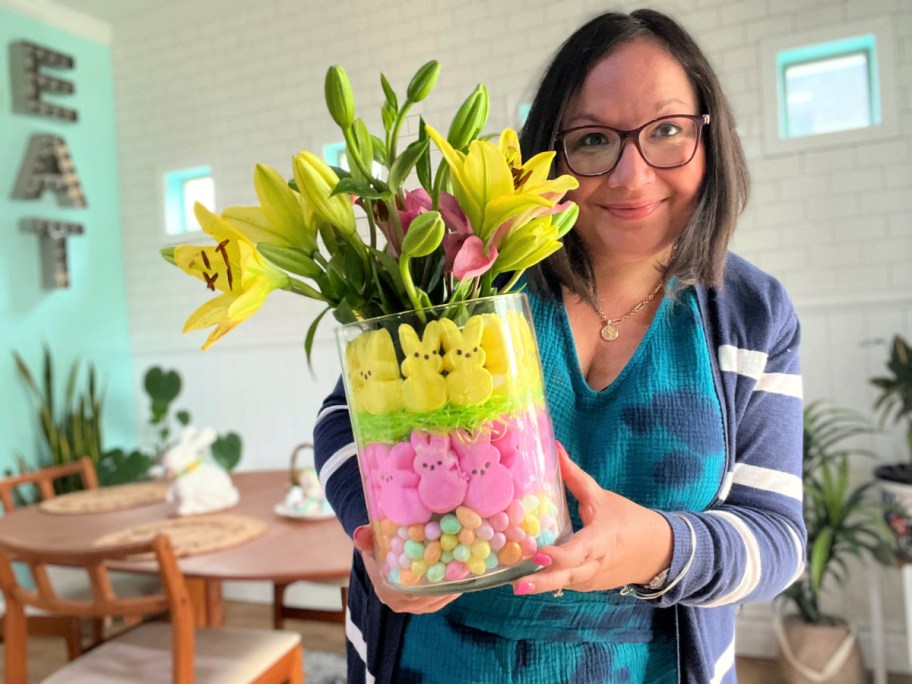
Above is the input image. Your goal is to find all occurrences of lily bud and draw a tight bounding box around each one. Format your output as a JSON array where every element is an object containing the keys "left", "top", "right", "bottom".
[
  {"left": 292, "top": 151, "right": 357, "bottom": 236},
  {"left": 447, "top": 85, "right": 489, "bottom": 151},
  {"left": 400, "top": 211, "right": 444, "bottom": 259},
  {"left": 325, "top": 65, "right": 355, "bottom": 130},
  {"left": 406, "top": 60, "right": 440, "bottom": 103}
]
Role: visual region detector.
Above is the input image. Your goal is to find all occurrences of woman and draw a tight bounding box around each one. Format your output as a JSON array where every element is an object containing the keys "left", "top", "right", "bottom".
[{"left": 315, "top": 9, "right": 805, "bottom": 684}]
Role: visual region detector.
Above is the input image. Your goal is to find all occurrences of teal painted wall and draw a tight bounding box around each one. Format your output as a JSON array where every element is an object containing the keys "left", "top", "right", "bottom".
[{"left": 0, "top": 8, "right": 136, "bottom": 473}]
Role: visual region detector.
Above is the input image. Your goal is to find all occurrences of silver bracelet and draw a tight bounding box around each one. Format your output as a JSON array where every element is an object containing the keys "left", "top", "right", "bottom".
[{"left": 620, "top": 513, "right": 696, "bottom": 600}]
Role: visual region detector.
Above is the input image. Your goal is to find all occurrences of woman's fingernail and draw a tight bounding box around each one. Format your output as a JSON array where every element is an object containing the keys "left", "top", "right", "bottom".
[
  {"left": 514, "top": 581, "right": 534, "bottom": 595},
  {"left": 532, "top": 553, "right": 552, "bottom": 567}
]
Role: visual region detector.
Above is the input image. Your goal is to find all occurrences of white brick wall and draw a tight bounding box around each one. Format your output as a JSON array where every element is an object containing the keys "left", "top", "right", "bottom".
[{"left": 103, "top": 0, "right": 912, "bottom": 667}]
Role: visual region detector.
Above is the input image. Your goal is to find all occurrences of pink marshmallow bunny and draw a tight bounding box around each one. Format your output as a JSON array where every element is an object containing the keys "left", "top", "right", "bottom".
[
  {"left": 361, "top": 442, "right": 389, "bottom": 520},
  {"left": 375, "top": 440, "right": 431, "bottom": 526},
  {"left": 491, "top": 411, "right": 541, "bottom": 497},
  {"left": 451, "top": 428, "right": 514, "bottom": 518},
  {"left": 411, "top": 430, "right": 467, "bottom": 513}
]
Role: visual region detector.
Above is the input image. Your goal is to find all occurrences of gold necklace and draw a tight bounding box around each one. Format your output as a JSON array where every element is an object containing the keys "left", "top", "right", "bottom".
[{"left": 594, "top": 280, "right": 663, "bottom": 342}]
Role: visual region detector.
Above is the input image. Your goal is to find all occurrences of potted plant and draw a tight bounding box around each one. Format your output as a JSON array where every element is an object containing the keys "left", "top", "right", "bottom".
[
  {"left": 870, "top": 335, "right": 912, "bottom": 559},
  {"left": 775, "top": 401, "right": 894, "bottom": 684}
]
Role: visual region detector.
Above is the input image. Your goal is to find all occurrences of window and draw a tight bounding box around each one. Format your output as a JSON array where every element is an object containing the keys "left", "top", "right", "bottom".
[
  {"left": 164, "top": 166, "right": 214, "bottom": 236},
  {"left": 760, "top": 19, "right": 896, "bottom": 154}
]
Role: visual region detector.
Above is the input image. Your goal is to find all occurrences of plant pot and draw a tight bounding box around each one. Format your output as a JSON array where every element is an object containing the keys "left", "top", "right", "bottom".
[
  {"left": 336, "top": 293, "right": 571, "bottom": 594},
  {"left": 874, "top": 463, "right": 912, "bottom": 561},
  {"left": 774, "top": 614, "right": 865, "bottom": 684}
]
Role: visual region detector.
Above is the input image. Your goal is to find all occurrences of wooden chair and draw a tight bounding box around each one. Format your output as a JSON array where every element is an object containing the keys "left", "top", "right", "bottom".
[
  {"left": 0, "top": 459, "right": 97, "bottom": 660},
  {"left": 0, "top": 533, "right": 304, "bottom": 683},
  {"left": 0, "top": 457, "right": 161, "bottom": 656}
]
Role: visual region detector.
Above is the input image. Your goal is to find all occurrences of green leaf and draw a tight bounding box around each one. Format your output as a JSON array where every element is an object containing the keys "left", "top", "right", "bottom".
[
  {"left": 304, "top": 306, "right": 332, "bottom": 369},
  {"left": 176, "top": 410, "right": 190, "bottom": 426},
  {"left": 211, "top": 433, "right": 242, "bottom": 471},
  {"left": 380, "top": 73, "right": 398, "bottom": 110},
  {"left": 144, "top": 367, "right": 181, "bottom": 406},
  {"left": 387, "top": 138, "right": 429, "bottom": 192},
  {"left": 330, "top": 177, "right": 388, "bottom": 200}
]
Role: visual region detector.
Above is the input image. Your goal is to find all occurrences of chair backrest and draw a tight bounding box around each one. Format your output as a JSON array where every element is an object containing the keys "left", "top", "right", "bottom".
[
  {"left": 0, "top": 457, "right": 99, "bottom": 513},
  {"left": 0, "top": 534, "right": 195, "bottom": 683}
]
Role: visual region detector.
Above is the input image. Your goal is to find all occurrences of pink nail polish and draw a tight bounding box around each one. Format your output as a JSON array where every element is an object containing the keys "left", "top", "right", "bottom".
[
  {"left": 514, "top": 581, "right": 534, "bottom": 595},
  {"left": 532, "top": 553, "right": 552, "bottom": 567}
]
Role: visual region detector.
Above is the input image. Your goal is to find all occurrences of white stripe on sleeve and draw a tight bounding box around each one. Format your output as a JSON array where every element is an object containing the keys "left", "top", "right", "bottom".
[
  {"left": 318, "top": 442, "right": 358, "bottom": 491},
  {"left": 345, "top": 610, "right": 375, "bottom": 683},
  {"left": 315, "top": 403, "right": 350, "bottom": 427},
  {"left": 731, "top": 463, "right": 802, "bottom": 501},
  {"left": 700, "top": 510, "right": 762, "bottom": 607},
  {"left": 718, "top": 345, "right": 767, "bottom": 380},
  {"left": 709, "top": 637, "right": 735, "bottom": 684},
  {"left": 755, "top": 372, "right": 803, "bottom": 398},
  {"left": 785, "top": 524, "right": 806, "bottom": 586}
]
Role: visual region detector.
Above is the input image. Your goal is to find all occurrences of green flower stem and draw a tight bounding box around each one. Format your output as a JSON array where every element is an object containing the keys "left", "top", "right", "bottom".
[
  {"left": 399, "top": 257, "right": 427, "bottom": 324},
  {"left": 285, "top": 278, "right": 329, "bottom": 301},
  {"left": 363, "top": 198, "right": 379, "bottom": 251},
  {"left": 385, "top": 197, "right": 405, "bottom": 255},
  {"left": 388, "top": 101, "right": 413, "bottom": 162},
  {"left": 500, "top": 268, "right": 525, "bottom": 293},
  {"left": 342, "top": 127, "right": 383, "bottom": 193}
]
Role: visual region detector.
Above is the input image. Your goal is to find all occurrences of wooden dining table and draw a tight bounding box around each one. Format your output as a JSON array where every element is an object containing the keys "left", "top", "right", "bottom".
[{"left": 0, "top": 470, "right": 353, "bottom": 627}]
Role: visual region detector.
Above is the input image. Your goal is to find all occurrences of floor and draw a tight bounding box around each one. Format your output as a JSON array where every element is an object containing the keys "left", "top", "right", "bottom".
[{"left": 2, "top": 601, "right": 910, "bottom": 683}]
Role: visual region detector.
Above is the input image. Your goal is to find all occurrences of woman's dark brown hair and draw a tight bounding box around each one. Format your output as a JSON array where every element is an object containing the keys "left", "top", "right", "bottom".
[{"left": 521, "top": 9, "right": 750, "bottom": 301}]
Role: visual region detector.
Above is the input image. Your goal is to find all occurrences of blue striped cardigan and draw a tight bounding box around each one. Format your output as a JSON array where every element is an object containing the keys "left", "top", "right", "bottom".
[{"left": 314, "top": 252, "right": 806, "bottom": 684}]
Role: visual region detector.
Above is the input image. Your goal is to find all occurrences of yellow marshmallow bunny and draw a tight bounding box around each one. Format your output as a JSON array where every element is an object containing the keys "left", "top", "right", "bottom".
[
  {"left": 439, "top": 316, "right": 493, "bottom": 406},
  {"left": 399, "top": 320, "right": 448, "bottom": 412}
]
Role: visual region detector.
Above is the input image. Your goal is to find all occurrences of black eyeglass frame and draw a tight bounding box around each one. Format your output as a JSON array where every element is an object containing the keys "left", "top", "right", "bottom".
[{"left": 555, "top": 114, "right": 711, "bottom": 177}]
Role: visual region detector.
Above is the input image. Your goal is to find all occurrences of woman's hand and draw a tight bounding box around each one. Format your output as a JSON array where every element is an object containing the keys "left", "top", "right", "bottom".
[
  {"left": 353, "top": 525, "right": 461, "bottom": 613},
  {"left": 512, "top": 443, "right": 673, "bottom": 596}
]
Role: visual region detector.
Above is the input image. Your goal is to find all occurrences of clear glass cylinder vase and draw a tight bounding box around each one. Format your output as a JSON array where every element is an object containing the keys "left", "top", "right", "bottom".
[{"left": 336, "top": 293, "right": 571, "bottom": 594}]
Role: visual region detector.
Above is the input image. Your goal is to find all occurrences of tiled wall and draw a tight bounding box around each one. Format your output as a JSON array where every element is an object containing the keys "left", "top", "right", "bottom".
[{"left": 104, "top": 0, "right": 912, "bottom": 665}]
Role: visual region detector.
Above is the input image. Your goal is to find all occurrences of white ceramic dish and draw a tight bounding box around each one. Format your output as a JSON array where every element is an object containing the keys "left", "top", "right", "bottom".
[{"left": 273, "top": 502, "right": 336, "bottom": 520}]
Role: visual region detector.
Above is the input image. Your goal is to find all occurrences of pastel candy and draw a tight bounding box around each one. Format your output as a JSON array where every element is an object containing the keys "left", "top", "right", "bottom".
[
  {"left": 453, "top": 544, "right": 471, "bottom": 562},
  {"left": 498, "top": 541, "right": 522, "bottom": 565},
  {"left": 456, "top": 506, "right": 482, "bottom": 529},
  {"left": 520, "top": 535, "right": 538, "bottom": 555},
  {"left": 466, "top": 556, "right": 486, "bottom": 576},
  {"left": 440, "top": 514, "right": 461, "bottom": 535},
  {"left": 489, "top": 512, "right": 509, "bottom": 532},
  {"left": 424, "top": 541, "right": 442, "bottom": 565},
  {"left": 427, "top": 562, "right": 446, "bottom": 583},
  {"left": 490, "top": 532, "right": 506, "bottom": 551},
  {"left": 476, "top": 522, "right": 494, "bottom": 541},
  {"left": 424, "top": 521, "right": 442, "bottom": 540},
  {"left": 445, "top": 561, "right": 469, "bottom": 581}
]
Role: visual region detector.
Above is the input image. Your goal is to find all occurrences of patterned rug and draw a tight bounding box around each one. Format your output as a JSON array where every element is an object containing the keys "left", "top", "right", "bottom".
[{"left": 304, "top": 650, "right": 346, "bottom": 684}]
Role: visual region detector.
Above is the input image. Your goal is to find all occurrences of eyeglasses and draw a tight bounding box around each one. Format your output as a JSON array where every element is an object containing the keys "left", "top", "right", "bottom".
[{"left": 555, "top": 114, "right": 711, "bottom": 177}]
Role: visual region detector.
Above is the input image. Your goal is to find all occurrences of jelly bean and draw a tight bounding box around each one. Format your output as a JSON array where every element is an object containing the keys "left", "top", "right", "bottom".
[
  {"left": 440, "top": 533, "right": 459, "bottom": 551},
  {"left": 408, "top": 524, "right": 426, "bottom": 542},
  {"left": 466, "top": 556, "right": 486, "bottom": 576},
  {"left": 426, "top": 562, "right": 446, "bottom": 583},
  {"left": 458, "top": 528, "right": 476, "bottom": 545},
  {"left": 424, "top": 521, "right": 442, "bottom": 541},
  {"left": 390, "top": 536, "right": 404, "bottom": 554},
  {"left": 505, "top": 524, "right": 526, "bottom": 542},
  {"left": 456, "top": 506, "right": 483, "bottom": 529},
  {"left": 440, "top": 514, "right": 462, "bottom": 535},
  {"left": 424, "top": 541, "right": 442, "bottom": 565},
  {"left": 521, "top": 515, "right": 541, "bottom": 536},
  {"left": 411, "top": 560, "right": 428, "bottom": 577},
  {"left": 404, "top": 539, "right": 425, "bottom": 560},
  {"left": 386, "top": 551, "right": 397, "bottom": 567},
  {"left": 398, "top": 526, "right": 410, "bottom": 539},
  {"left": 399, "top": 553, "right": 412, "bottom": 569},
  {"left": 399, "top": 569, "right": 419, "bottom": 586},
  {"left": 507, "top": 500, "right": 525, "bottom": 526},
  {"left": 380, "top": 519, "right": 398, "bottom": 537},
  {"left": 453, "top": 544, "right": 471, "bottom": 562},
  {"left": 444, "top": 561, "right": 469, "bottom": 581},
  {"left": 470, "top": 540, "right": 491, "bottom": 559},
  {"left": 440, "top": 549, "right": 454, "bottom": 563},
  {"left": 484, "top": 553, "right": 499, "bottom": 570},
  {"left": 537, "top": 530, "right": 555, "bottom": 546},
  {"left": 490, "top": 532, "right": 507, "bottom": 551},
  {"left": 522, "top": 495, "right": 539, "bottom": 514},
  {"left": 520, "top": 535, "right": 538, "bottom": 555},
  {"left": 475, "top": 522, "right": 494, "bottom": 541},
  {"left": 498, "top": 541, "right": 522, "bottom": 566},
  {"left": 489, "top": 512, "right": 509, "bottom": 532},
  {"left": 540, "top": 515, "right": 555, "bottom": 531},
  {"left": 388, "top": 568, "right": 401, "bottom": 584}
]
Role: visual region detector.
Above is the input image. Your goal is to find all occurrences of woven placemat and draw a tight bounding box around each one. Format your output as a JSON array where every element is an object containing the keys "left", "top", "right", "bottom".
[
  {"left": 39, "top": 482, "right": 170, "bottom": 515},
  {"left": 92, "top": 513, "right": 267, "bottom": 558}
]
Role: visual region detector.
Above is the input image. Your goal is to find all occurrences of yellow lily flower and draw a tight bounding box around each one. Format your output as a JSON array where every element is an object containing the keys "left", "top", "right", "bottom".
[
  {"left": 426, "top": 125, "right": 577, "bottom": 246},
  {"left": 292, "top": 151, "right": 356, "bottom": 237},
  {"left": 173, "top": 203, "right": 290, "bottom": 349}
]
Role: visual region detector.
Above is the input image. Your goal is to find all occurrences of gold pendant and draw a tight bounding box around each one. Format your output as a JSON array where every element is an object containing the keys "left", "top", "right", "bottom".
[{"left": 600, "top": 323, "right": 619, "bottom": 341}]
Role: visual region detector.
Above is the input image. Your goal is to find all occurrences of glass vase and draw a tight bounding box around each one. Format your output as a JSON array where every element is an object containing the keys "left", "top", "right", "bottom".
[{"left": 336, "top": 293, "right": 571, "bottom": 594}]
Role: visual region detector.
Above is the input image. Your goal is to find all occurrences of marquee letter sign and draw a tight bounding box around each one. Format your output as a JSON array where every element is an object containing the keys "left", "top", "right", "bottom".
[
  {"left": 9, "top": 41, "right": 77, "bottom": 121},
  {"left": 9, "top": 40, "right": 86, "bottom": 289}
]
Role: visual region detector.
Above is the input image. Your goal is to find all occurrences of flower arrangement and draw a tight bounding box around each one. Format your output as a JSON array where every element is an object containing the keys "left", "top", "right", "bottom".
[
  {"left": 162, "top": 61, "right": 579, "bottom": 593},
  {"left": 161, "top": 60, "right": 578, "bottom": 356}
]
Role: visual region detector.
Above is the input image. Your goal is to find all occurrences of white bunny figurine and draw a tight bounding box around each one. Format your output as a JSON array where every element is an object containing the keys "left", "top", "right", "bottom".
[{"left": 163, "top": 426, "right": 239, "bottom": 516}]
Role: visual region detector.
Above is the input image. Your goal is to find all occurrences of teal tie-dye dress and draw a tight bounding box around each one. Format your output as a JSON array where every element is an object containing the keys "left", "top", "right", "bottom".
[{"left": 398, "top": 289, "right": 726, "bottom": 684}]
